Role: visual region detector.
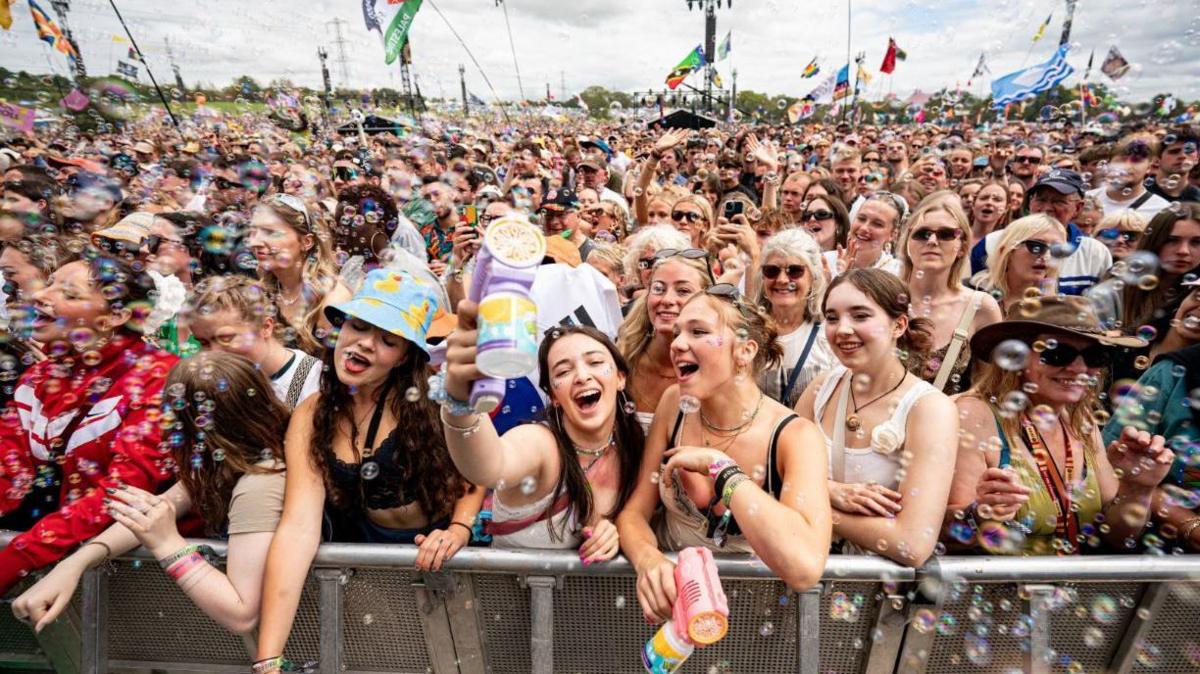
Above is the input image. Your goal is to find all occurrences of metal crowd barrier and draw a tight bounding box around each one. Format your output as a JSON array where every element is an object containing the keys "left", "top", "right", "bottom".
[{"left": 2, "top": 530, "right": 1200, "bottom": 674}]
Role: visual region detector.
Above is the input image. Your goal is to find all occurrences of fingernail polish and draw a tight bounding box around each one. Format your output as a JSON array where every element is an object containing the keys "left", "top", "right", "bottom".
[{"left": 105, "top": 487, "right": 116, "bottom": 494}]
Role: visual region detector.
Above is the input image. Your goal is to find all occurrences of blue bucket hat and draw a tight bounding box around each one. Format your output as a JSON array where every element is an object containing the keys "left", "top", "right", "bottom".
[{"left": 324, "top": 268, "right": 442, "bottom": 355}]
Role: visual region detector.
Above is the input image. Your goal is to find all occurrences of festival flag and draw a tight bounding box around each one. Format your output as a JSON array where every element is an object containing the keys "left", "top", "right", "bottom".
[
  {"left": 116, "top": 60, "right": 139, "bottom": 79},
  {"left": 991, "top": 44, "right": 1074, "bottom": 108},
  {"left": 1158, "top": 95, "right": 1177, "bottom": 117},
  {"left": 111, "top": 35, "right": 129, "bottom": 43},
  {"left": 362, "top": 0, "right": 423, "bottom": 65},
  {"left": 857, "top": 64, "right": 873, "bottom": 86},
  {"left": 880, "top": 38, "right": 899, "bottom": 74},
  {"left": 1084, "top": 49, "right": 1095, "bottom": 80},
  {"left": 575, "top": 93, "right": 589, "bottom": 112},
  {"left": 801, "top": 57, "right": 819, "bottom": 79},
  {"left": 1101, "top": 46, "right": 1130, "bottom": 80},
  {"left": 469, "top": 92, "right": 487, "bottom": 107},
  {"left": 1, "top": 0, "right": 14, "bottom": 31},
  {"left": 787, "top": 100, "right": 814, "bottom": 124},
  {"left": 716, "top": 30, "right": 731, "bottom": 61},
  {"left": 61, "top": 88, "right": 89, "bottom": 111},
  {"left": 28, "top": 0, "right": 78, "bottom": 63},
  {"left": 1032, "top": 13, "right": 1053, "bottom": 42},
  {"left": 968, "top": 52, "right": 989, "bottom": 85},
  {"left": 713, "top": 70, "right": 723, "bottom": 88},
  {"left": 804, "top": 73, "right": 836, "bottom": 103},
  {"left": 665, "top": 45, "right": 705, "bottom": 90},
  {"left": 833, "top": 64, "right": 850, "bottom": 101}
]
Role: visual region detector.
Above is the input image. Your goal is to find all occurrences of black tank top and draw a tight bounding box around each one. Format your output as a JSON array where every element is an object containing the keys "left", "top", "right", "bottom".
[{"left": 330, "top": 401, "right": 419, "bottom": 511}]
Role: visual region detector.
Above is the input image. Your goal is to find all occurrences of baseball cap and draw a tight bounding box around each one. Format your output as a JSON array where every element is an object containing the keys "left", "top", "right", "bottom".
[
  {"left": 1031, "top": 168, "right": 1085, "bottom": 197},
  {"left": 540, "top": 187, "right": 579, "bottom": 212}
]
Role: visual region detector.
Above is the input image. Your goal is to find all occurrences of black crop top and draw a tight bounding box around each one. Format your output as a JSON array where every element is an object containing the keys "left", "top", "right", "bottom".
[{"left": 330, "top": 401, "right": 419, "bottom": 511}]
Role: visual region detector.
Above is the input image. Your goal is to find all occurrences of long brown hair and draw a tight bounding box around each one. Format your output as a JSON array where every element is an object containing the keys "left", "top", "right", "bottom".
[
  {"left": 536, "top": 326, "right": 645, "bottom": 539},
  {"left": 1119, "top": 202, "right": 1200, "bottom": 331},
  {"left": 824, "top": 268, "right": 935, "bottom": 357},
  {"left": 309, "top": 344, "right": 465, "bottom": 519},
  {"left": 164, "top": 352, "right": 288, "bottom": 535}
]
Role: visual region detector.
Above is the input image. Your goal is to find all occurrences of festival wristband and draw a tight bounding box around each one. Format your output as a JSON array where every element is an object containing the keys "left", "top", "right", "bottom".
[
  {"left": 708, "top": 458, "right": 737, "bottom": 480},
  {"left": 713, "top": 465, "right": 745, "bottom": 498},
  {"left": 158, "top": 544, "right": 200, "bottom": 569},
  {"left": 722, "top": 474, "right": 752, "bottom": 508},
  {"left": 449, "top": 521, "right": 474, "bottom": 540},
  {"left": 252, "top": 656, "right": 287, "bottom": 674},
  {"left": 164, "top": 551, "right": 206, "bottom": 582},
  {"left": 427, "top": 372, "right": 474, "bottom": 417}
]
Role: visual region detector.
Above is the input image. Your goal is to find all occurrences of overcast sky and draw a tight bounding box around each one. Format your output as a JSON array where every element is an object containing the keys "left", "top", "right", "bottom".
[{"left": 2, "top": 0, "right": 1198, "bottom": 105}]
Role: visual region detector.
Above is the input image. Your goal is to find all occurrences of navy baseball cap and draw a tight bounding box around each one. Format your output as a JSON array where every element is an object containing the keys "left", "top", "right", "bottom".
[{"left": 1031, "top": 168, "right": 1085, "bottom": 197}]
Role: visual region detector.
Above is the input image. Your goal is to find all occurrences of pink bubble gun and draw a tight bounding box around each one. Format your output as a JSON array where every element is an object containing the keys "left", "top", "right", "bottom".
[
  {"left": 466, "top": 214, "right": 546, "bottom": 413},
  {"left": 672, "top": 546, "right": 729, "bottom": 646}
]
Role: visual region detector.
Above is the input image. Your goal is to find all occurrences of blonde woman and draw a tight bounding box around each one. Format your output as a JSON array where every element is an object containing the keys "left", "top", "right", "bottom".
[
  {"left": 618, "top": 251, "right": 713, "bottom": 433},
  {"left": 671, "top": 193, "right": 716, "bottom": 248},
  {"left": 621, "top": 225, "right": 691, "bottom": 296},
  {"left": 753, "top": 229, "right": 835, "bottom": 407},
  {"left": 970, "top": 214, "right": 1067, "bottom": 311},
  {"left": 899, "top": 196, "right": 1002, "bottom": 393},
  {"left": 247, "top": 193, "right": 351, "bottom": 354}
]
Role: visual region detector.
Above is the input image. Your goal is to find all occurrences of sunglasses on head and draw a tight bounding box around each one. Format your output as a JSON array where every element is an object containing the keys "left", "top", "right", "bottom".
[
  {"left": 910, "top": 227, "right": 962, "bottom": 243},
  {"left": 672, "top": 210, "right": 704, "bottom": 224},
  {"left": 761, "top": 264, "right": 806, "bottom": 280},
  {"left": 1039, "top": 341, "right": 1110, "bottom": 368},
  {"left": 1021, "top": 239, "right": 1051, "bottom": 257},
  {"left": 652, "top": 248, "right": 714, "bottom": 282}
]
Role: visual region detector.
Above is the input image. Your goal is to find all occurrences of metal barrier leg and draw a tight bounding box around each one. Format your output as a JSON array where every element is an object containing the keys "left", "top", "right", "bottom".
[
  {"left": 443, "top": 574, "right": 486, "bottom": 674},
  {"left": 895, "top": 600, "right": 935, "bottom": 674},
  {"left": 524, "top": 576, "right": 559, "bottom": 674},
  {"left": 1022, "top": 584, "right": 1055, "bottom": 674},
  {"left": 79, "top": 568, "right": 108, "bottom": 674},
  {"left": 796, "top": 587, "right": 820, "bottom": 674},
  {"left": 862, "top": 592, "right": 908, "bottom": 674},
  {"left": 314, "top": 568, "right": 347, "bottom": 674},
  {"left": 1109, "top": 583, "right": 1169, "bottom": 674},
  {"left": 416, "top": 571, "right": 464, "bottom": 674},
  {"left": 34, "top": 597, "right": 82, "bottom": 674}
]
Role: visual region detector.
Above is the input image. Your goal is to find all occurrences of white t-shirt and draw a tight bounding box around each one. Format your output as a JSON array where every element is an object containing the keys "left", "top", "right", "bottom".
[
  {"left": 757, "top": 321, "right": 836, "bottom": 407},
  {"left": 269, "top": 349, "right": 322, "bottom": 409},
  {"left": 821, "top": 249, "right": 902, "bottom": 277},
  {"left": 1086, "top": 187, "right": 1171, "bottom": 222}
]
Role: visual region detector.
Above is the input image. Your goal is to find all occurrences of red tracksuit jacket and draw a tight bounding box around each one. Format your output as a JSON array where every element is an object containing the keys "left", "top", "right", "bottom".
[{"left": 0, "top": 335, "right": 177, "bottom": 593}]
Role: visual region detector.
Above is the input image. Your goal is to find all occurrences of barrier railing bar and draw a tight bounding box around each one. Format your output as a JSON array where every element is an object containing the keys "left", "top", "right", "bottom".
[
  {"left": 1109, "top": 582, "right": 1170, "bottom": 674},
  {"left": 926, "top": 555, "right": 1200, "bottom": 582},
  {"left": 523, "top": 576, "right": 558, "bottom": 674},
  {"left": 107, "top": 660, "right": 248, "bottom": 673},
  {"left": 1022, "top": 584, "right": 1055, "bottom": 674},
  {"left": 796, "top": 588, "right": 821, "bottom": 674},
  {"left": 894, "top": 600, "right": 935, "bottom": 674},
  {"left": 34, "top": 595, "right": 82, "bottom": 674},
  {"left": 314, "top": 568, "right": 347, "bottom": 674},
  {"left": 78, "top": 568, "right": 107, "bottom": 674},
  {"left": 862, "top": 591, "right": 908, "bottom": 674}
]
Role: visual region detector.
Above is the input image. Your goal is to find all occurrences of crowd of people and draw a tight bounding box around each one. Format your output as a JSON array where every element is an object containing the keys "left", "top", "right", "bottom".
[{"left": 0, "top": 101, "right": 1197, "bottom": 671}]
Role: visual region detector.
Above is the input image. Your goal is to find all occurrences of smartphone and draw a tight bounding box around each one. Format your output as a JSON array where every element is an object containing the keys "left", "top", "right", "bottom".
[
  {"left": 723, "top": 201, "right": 744, "bottom": 219},
  {"left": 459, "top": 204, "right": 479, "bottom": 228}
]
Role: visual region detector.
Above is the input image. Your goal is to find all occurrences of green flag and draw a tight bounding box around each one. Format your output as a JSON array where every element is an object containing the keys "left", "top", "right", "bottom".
[
  {"left": 380, "top": 0, "right": 422, "bottom": 65},
  {"left": 665, "top": 45, "right": 705, "bottom": 89}
]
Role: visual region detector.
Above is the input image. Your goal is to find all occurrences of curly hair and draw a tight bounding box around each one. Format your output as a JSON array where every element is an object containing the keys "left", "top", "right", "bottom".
[{"left": 308, "top": 347, "right": 465, "bottom": 520}]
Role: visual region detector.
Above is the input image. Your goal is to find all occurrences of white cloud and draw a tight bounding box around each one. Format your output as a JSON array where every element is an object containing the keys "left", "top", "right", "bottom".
[{"left": 1, "top": 0, "right": 1196, "bottom": 105}]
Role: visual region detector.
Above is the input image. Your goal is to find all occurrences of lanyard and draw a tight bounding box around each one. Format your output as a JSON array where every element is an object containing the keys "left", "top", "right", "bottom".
[{"left": 1018, "top": 414, "right": 1079, "bottom": 554}]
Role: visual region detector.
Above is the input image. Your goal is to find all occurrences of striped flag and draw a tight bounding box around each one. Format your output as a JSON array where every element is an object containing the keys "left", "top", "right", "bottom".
[
  {"left": 801, "top": 58, "right": 819, "bottom": 79},
  {"left": 666, "top": 45, "right": 705, "bottom": 89},
  {"left": 991, "top": 45, "right": 1074, "bottom": 108},
  {"left": 28, "top": 0, "right": 78, "bottom": 63}
]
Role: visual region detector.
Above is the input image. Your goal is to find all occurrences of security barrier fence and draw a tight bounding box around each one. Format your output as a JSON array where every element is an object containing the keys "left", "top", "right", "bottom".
[{"left": 2, "top": 532, "right": 1199, "bottom": 674}]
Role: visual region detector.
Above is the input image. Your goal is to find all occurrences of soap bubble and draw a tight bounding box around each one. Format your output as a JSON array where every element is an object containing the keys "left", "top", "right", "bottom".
[
  {"left": 994, "top": 340, "right": 1031, "bottom": 371},
  {"left": 679, "top": 395, "right": 700, "bottom": 414}
]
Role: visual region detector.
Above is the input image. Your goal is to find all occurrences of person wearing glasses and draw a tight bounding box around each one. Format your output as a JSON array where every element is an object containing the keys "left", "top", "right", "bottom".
[
  {"left": 1007, "top": 144, "right": 1044, "bottom": 192},
  {"left": 620, "top": 224, "right": 691, "bottom": 302},
  {"left": 1086, "top": 134, "right": 1171, "bottom": 221},
  {"left": 824, "top": 191, "right": 908, "bottom": 277},
  {"left": 800, "top": 194, "right": 850, "bottom": 252},
  {"left": 948, "top": 296, "right": 1172, "bottom": 556},
  {"left": 667, "top": 194, "right": 714, "bottom": 249},
  {"left": 898, "top": 198, "right": 1001, "bottom": 394},
  {"left": 753, "top": 229, "right": 835, "bottom": 407},
  {"left": 618, "top": 248, "right": 713, "bottom": 433},
  {"left": 1093, "top": 210, "right": 1148, "bottom": 261},
  {"left": 971, "top": 214, "right": 1066, "bottom": 311},
  {"left": 618, "top": 282, "right": 831, "bottom": 622},
  {"left": 635, "top": 129, "right": 690, "bottom": 227},
  {"left": 795, "top": 269, "right": 955, "bottom": 566},
  {"left": 1107, "top": 203, "right": 1200, "bottom": 334},
  {"left": 246, "top": 193, "right": 351, "bottom": 355}
]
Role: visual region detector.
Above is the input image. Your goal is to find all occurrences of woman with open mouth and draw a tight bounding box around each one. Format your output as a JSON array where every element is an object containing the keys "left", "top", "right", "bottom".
[
  {"left": 255, "top": 269, "right": 481, "bottom": 673},
  {"left": 799, "top": 194, "right": 849, "bottom": 252},
  {"left": 970, "top": 214, "right": 1067, "bottom": 312},
  {"left": 618, "top": 284, "right": 832, "bottom": 624},
  {"left": 618, "top": 249, "right": 713, "bottom": 433},
  {"left": 246, "top": 193, "right": 351, "bottom": 355},
  {"left": 795, "top": 268, "right": 956, "bottom": 567},
  {"left": 949, "top": 295, "right": 1172, "bottom": 556},
  {"left": 752, "top": 229, "right": 836, "bottom": 408},
  {"left": 899, "top": 198, "right": 1002, "bottom": 394},
  {"left": 823, "top": 191, "right": 907, "bottom": 277},
  {"left": 968, "top": 180, "right": 1011, "bottom": 248},
  {"left": 438, "top": 319, "right": 644, "bottom": 559},
  {"left": 0, "top": 254, "right": 179, "bottom": 596}
]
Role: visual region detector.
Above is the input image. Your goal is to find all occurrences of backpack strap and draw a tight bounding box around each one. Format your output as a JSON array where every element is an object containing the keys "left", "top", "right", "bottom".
[{"left": 285, "top": 354, "right": 320, "bottom": 409}]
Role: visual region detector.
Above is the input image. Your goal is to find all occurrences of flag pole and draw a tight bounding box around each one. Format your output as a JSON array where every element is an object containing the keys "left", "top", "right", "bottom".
[
  {"left": 107, "top": 0, "right": 180, "bottom": 132},
  {"left": 842, "top": 0, "right": 852, "bottom": 122}
]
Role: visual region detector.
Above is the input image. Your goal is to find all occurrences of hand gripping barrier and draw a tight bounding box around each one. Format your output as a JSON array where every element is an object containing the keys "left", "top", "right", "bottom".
[{"left": 3, "top": 532, "right": 1200, "bottom": 674}]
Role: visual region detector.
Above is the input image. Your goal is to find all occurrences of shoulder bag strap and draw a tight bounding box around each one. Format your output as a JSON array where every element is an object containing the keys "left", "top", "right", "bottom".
[
  {"left": 285, "top": 354, "right": 320, "bottom": 409},
  {"left": 830, "top": 371, "right": 852, "bottom": 483},
  {"left": 780, "top": 322, "right": 822, "bottom": 405},
  {"left": 932, "top": 292, "right": 983, "bottom": 391}
]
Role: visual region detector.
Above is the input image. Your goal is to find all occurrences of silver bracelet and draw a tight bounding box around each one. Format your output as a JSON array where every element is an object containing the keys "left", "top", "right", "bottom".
[{"left": 441, "top": 407, "right": 483, "bottom": 436}]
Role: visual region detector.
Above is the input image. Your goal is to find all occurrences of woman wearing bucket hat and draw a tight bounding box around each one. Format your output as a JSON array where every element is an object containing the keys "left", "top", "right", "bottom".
[
  {"left": 255, "top": 269, "right": 481, "bottom": 673},
  {"left": 947, "top": 295, "right": 1175, "bottom": 556}
]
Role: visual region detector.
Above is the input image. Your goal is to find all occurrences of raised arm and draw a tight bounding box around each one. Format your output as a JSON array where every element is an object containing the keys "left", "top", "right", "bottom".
[
  {"left": 255, "top": 397, "right": 326, "bottom": 663},
  {"left": 831, "top": 392, "right": 959, "bottom": 566}
]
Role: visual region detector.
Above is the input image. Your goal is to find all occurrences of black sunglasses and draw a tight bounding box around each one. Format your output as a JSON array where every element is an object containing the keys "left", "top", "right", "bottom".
[
  {"left": 910, "top": 227, "right": 962, "bottom": 243},
  {"left": 761, "top": 264, "right": 806, "bottom": 280},
  {"left": 213, "top": 177, "right": 242, "bottom": 190},
  {"left": 801, "top": 209, "right": 834, "bottom": 222},
  {"left": 672, "top": 210, "right": 704, "bottom": 224},
  {"left": 1013, "top": 156, "right": 1041, "bottom": 164},
  {"left": 1039, "top": 342, "right": 1110, "bottom": 368},
  {"left": 144, "top": 234, "right": 185, "bottom": 255},
  {"left": 1021, "top": 240, "right": 1051, "bottom": 257}
]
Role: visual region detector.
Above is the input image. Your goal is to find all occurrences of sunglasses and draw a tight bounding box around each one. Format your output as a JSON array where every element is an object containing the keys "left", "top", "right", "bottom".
[
  {"left": 1013, "top": 156, "right": 1041, "bottom": 164},
  {"left": 143, "top": 234, "right": 185, "bottom": 255},
  {"left": 653, "top": 248, "right": 714, "bottom": 281},
  {"left": 1020, "top": 239, "right": 1051, "bottom": 257},
  {"left": 1098, "top": 229, "right": 1140, "bottom": 243},
  {"left": 334, "top": 167, "right": 359, "bottom": 181},
  {"left": 801, "top": 209, "right": 834, "bottom": 222},
  {"left": 672, "top": 210, "right": 704, "bottom": 224},
  {"left": 910, "top": 227, "right": 962, "bottom": 243},
  {"left": 213, "top": 177, "right": 242, "bottom": 190},
  {"left": 1039, "top": 341, "right": 1110, "bottom": 368},
  {"left": 761, "top": 264, "right": 806, "bottom": 280}
]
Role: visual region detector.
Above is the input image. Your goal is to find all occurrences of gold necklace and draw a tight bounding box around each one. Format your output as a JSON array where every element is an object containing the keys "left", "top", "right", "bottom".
[{"left": 845, "top": 372, "right": 908, "bottom": 431}]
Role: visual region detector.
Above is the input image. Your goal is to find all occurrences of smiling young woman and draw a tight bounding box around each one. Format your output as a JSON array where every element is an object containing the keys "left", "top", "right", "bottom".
[
  {"left": 823, "top": 192, "right": 908, "bottom": 277},
  {"left": 618, "top": 285, "right": 831, "bottom": 623}
]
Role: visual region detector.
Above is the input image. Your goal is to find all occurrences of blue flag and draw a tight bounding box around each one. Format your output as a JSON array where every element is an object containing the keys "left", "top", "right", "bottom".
[
  {"left": 469, "top": 92, "right": 486, "bottom": 107},
  {"left": 991, "top": 45, "right": 1074, "bottom": 108},
  {"left": 833, "top": 64, "right": 850, "bottom": 101}
]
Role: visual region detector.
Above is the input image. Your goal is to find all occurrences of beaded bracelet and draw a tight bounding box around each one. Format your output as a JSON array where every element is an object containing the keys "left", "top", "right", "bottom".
[
  {"left": 707, "top": 457, "right": 737, "bottom": 480},
  {"left": 427, "top": 372, "right": 475, "bottom": 416},
  {"left": 158, "top": 544, "right": 200, "bottom": 569},
  {"left": 164, "top": 551, "right": 206, "bottom": 582}
]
